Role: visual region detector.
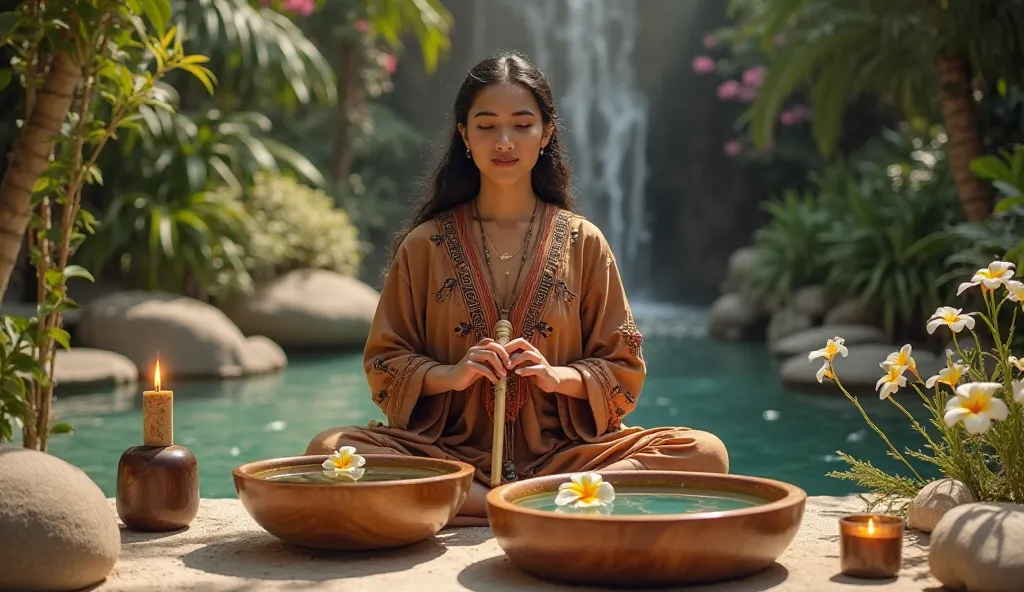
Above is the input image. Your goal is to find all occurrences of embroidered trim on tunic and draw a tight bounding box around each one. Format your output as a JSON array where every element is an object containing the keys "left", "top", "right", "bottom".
[
  {"left": 619, "top": 314, "right": 644, "bottom": 358},
  {"left": 454, "top": 322, "right": 472, "bottom": 337},
  {"left": 555, "top": 279, "right": 576, "bottom": 303},
  {"left": 575, "top": 358, "right": 628, "bottom": 431},
  {"left": 522, "top": 211, "right": 571, "bottom": 342},
  {"left": 534, "top": 321, "right": 553, "bottom": 337},
  {"left": 437, "top": 211, "right": 487, "bottom": 342},
  {"left": 381, "top": 356, "right": 433, "bottom": 419},
  {"left": 430, "top": 234, "right": 443, "bottom": 245}
]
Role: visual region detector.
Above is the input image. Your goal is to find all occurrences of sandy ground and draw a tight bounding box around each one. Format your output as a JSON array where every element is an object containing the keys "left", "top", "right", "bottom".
[{"left": 96, "top": 496, "right": 942, "bottom": 591}]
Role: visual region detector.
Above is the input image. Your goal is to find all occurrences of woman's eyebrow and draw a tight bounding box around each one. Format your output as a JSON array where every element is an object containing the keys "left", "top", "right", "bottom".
[{"left": 472, "top": 109, "right": 536, "bottom": 118}]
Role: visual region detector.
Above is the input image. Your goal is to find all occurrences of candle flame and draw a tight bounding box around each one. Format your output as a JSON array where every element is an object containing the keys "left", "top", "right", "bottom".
[
  {"left": 867, "top": 517, "right": 875, "bottom": 535},
  {"left": 154, "top": 359, "right": 161, "bottom": 392}
]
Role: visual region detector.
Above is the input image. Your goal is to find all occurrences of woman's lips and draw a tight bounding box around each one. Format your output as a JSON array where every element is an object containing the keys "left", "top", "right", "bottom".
[{"left": 492, "top": 157, "right": 519, "bottom": 166}]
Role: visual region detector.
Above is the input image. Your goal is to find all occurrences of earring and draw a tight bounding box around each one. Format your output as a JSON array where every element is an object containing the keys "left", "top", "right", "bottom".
[
  {"left": 465, "top": 149, "right": 471, "bottom": 159},
  {"left": 540, "top": 148, "right": 545, "bottom": 156}
]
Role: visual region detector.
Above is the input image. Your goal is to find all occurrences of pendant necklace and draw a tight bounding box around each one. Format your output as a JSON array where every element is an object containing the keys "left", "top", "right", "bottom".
[{"left": 475, "top": 198, "right": 539, "bottom": 483}]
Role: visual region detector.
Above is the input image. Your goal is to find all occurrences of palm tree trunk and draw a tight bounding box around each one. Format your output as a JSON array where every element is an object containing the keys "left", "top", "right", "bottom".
[
  {"left": 936, "top": 55, "right": 993, "bottom": 222},
  {"left": 331, "top": 38, "right": 365, "bottom": 183},
  {"left": 0, "top": 52, "right": 81, "bottom": 302}
]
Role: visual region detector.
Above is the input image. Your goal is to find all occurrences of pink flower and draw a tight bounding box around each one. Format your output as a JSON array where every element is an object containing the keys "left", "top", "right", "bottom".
[
  {"left": 283, "top": 0, "right": 314, "bottom": 16},
  {"left": 702, "top": 34, "right": 718, "bottom": 49},
  {"left": 737, "top": 86, "right": 757, "bottom": 103},
  {"left": 382, "top": 53, "right": 397, "bottom": 75},
  {"left": 742, "top": 66, "right": 767, "bottom": 88},
  {"left": 691, "top": 56, "right": 715, "bottom": 75},
  {"left": 354, "top": 19, "right": 370, "bottom": 32},
  {"left": 780, "top": 111, "right": 798, "bottom": 126},
  {"left": 716, "top": 80, "right": 741, "bottom": 100},
  {"left": 724, "top": 140, "right": 743, "bottom": 157}
]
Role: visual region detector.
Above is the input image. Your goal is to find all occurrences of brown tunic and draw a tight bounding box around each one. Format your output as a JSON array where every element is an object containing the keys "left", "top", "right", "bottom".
[{"left": 306, "top": 201, "right": 729, "bottom": 484}]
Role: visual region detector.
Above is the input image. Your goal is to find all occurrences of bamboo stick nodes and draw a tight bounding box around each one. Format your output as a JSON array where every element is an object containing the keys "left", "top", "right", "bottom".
[{"left": 491, "top": 319, "right": 513, "bottom": 487}]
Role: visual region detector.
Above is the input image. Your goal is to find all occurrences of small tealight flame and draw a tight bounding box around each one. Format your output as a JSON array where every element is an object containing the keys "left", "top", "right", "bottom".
[
  {"left": 867, "top": 517, "right": 875, "bottom": 535},
  {"left": 154, "top": 359, "right": 161, "bottom": 392}
]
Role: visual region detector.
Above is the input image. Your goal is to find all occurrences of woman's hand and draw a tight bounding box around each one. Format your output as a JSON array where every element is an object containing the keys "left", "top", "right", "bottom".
[
  {"left": 443, "top": 338, "right": 512, "bottom": 392},
  {"left": 505, "top": 338, "right": 584, "bottom": 397}
]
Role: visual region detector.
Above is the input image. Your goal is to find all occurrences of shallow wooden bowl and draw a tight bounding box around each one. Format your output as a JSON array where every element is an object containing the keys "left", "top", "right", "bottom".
[
  {"left": 486, "top": 471, "right": 806, "bottom": 587},
  {"left": 233, "top": 454, "right": 474, "bottom": 550}
]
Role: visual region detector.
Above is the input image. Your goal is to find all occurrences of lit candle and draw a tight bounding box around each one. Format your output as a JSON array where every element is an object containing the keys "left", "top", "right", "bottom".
[
  {"left": 142, "top": 359, "right": 173, "bottom": 447},
  {"left": 839, "top": 514, "right": 903, "bottom": 578}
]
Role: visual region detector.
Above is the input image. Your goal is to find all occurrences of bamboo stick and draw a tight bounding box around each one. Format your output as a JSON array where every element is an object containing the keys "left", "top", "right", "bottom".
[{"left": 490, "top": 319, "right": 513, "bottom": 487}]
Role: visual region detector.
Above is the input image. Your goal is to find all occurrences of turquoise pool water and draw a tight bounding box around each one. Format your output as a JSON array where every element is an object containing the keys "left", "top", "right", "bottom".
[{"left": 45, "top": 306, "right": 929, "bottom": 498}]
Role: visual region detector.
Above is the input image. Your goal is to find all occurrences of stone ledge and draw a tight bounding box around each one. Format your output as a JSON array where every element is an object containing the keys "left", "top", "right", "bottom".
[{"left": 97, "top": 496, "right": 940, "bottom": 591}]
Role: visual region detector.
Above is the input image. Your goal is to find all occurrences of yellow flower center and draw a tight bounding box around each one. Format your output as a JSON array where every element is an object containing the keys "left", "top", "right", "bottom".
[
  {"left": 942, "top": 311, "right": 959, "bottom": 323},
  {"left": 568, "top": 479, "right": 601, "bottom": 504},
  {"left": 331, "top": 452, "right": 353, "bottom": 469},
  {"left": 962, "top": 394, "right": 991, "bottom": 415}
]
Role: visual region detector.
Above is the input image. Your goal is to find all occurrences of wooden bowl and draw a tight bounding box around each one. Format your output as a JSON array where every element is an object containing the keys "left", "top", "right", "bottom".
[
  {"left": 233, "top": 454, "right": 474, "bottom": 550},
  {"left": 486, "top": 471, "right": 806, "bottom": 587}
]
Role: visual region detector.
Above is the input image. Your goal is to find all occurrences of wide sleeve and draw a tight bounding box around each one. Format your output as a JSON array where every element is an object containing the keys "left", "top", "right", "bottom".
[
  {"left": 562, "top": 232, "right": 646, "bottom": 439},
  {"left": 363, "top": 241, "right": 446, "bottom": 436}
]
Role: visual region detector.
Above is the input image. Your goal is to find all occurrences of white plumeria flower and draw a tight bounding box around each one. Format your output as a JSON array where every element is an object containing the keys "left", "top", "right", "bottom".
[
  {"left": 926, "top": 307, "right": 976, "bottom": 334},
  {"left": 808, "top": 337, "right": 849, "bottom": 363},
  {"left": 322, "top": 446, "right": 366, "bottom": 481},
  {"left": 876, "top": 362, "right": 908, "bottom": 400},
  {"left": 1013, "top": 380, "right": 1024, "bottom": 404},
  {"left": 815, "top": 361, "right": 835, "bottom": 384},
  {"left": 883, "top": 344, "right": 917, "bottom": 374},
  {"left": 554, "top": 472, "right": 616, "bottom": 510},
  {"left": 1008, "top": 356, "right": 1024, "bottom": 373},
  {"left": 1005, "top": 280, "right": 1024, "bottom": 302},
  {"left": 943, "top": 382, "right": 1009, "bottom": 435},
  {"left": 925, "top": 361, "right": 969, "bottom": 389},
  {"left": 957, "top": 260, "right": 1015, "bottom": 295}
]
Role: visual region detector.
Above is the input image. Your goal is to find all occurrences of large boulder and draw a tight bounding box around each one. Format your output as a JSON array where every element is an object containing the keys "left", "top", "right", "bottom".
[
  {"left": 719, "top": 246, "right": 760, "bottom": 294},
  {"left": 76, "top": 291, "right": 286, "bottom": 378},
  {"left": 765, "top": 306, "right": 814, "bottom": 346},
  {"left": 930, "top": 502, "right": 1024, "bottom": 592},
  {"left": 225, "top": 269, "right": 379, "bottom": 349},
  {"left": 780, "top": 343, "right": 943, "bottom": 392},
  {"left": 54, "top": 347, "right": 138, "bottom": 390},
  {"left": 823, "top": 297, "right": 877, "bottom": 326},
  {"left": 791, "top": 285, "right": 829, "bottom": 320},
  {"left": 770, "top": 324, "right": 888, "bottom": 358},
  {"left": 0, "top": 447, "right": 120, "bottom": 591},
  {"left": 708, "top": 292, "right": 764, "bottom": 341}
]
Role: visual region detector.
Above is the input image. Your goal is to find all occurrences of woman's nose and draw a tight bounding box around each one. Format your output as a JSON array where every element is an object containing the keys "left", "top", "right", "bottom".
[{"left": 496, "top": 130, "right": 513, "bottom": 151}]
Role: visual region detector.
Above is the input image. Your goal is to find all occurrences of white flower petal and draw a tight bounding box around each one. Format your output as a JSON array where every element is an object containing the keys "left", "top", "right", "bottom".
[
  {"left": 988, "top": 397, "right": 1010, "bottom": 422},
  {"left": 353, "top": 454, "right": 366, "bottom": 468},
  {"left": 925, "top": 375, "right": 938, "bottom": 389},
  {"left": 347, "top": 467, "right": 366, "bottom": 480},
  {"left": 926, "top": 318, "right": 944, "bottom": 334},
  {"left": 962, "top": 413, "right": 992, "bottom": 435},
  {"left": 957, "top": 281, "right": 977, "bottom": 296},
  {"left": 944, "top": 407, "right": 970, "bottom": 427},
  {"left": 808, "top": 349, "right": 826, "bottom": 361},
  {"left": 836, "top": 344, "right": 849, "bottom": 358},
  {"left": 595, "top": 482, "right": 616, "bottom": 504},
  {"left": 816, "top": 363, "right": 829, "bottom": 383},
  {"left": 554, "top": 488, "right": 582, "bottom": 506},
  {"left": 322, "top": 459, "right": 335, "bottom": 470}
]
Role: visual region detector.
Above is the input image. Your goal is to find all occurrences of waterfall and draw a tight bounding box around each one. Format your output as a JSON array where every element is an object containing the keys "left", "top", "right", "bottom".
[{"left": 490, "top": 0, "right": 651, "bottom": 293}]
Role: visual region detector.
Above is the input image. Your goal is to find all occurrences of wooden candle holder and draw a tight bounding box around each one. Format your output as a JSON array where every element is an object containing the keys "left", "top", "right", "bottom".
[{"left": 116, "top": 444, "right": 199, "bottom": 531}]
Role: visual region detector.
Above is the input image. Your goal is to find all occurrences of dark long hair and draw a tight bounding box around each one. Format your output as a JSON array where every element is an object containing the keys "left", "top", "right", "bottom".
[{"left": 388, "top": 50, "right": 577, "bottom": 265}]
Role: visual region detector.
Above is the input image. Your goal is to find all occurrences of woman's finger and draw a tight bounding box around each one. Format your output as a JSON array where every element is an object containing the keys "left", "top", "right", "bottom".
[
  {"left": 466, "top": 361, "right": 498, "bottom": 384},
  {"left": 469, "top": 349, "right": 506, "bottom": 377},
  {"left": 509, "top": 350, "right": 543, "bottom": 368},
  {"left": 478, "top": 340, "right": 512, "bottom": 368},
  {"left": 503, "top": 338, "right": 537, "bottom": 355},
  {"left": 514, "top": 364, "right": 546, "bottom": 376}
]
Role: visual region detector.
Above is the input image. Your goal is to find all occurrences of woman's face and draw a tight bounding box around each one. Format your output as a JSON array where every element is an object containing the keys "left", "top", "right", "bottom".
[{"left": 458, "top": 82, "right": 553, "bottom": 186}]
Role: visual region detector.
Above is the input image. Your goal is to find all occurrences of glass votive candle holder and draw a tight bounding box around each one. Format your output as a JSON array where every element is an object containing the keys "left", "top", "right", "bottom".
[{"left": 839, "top": 514, "right": 903, "bottom": 578}]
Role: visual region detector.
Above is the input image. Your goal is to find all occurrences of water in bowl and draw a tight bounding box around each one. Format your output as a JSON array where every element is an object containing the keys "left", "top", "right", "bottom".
[
  {"left": 257, "top": 464, "right": 449, "bottom": 484},
  {"left": 515, "top": 486, "right": 768, "bottom": 515}
]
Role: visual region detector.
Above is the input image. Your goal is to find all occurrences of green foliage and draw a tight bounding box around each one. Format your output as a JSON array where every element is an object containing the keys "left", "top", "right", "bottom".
[
  {"left": 740, "top": 191, "right": 832, "bottom": 307},
  {"left": 947, "top": 145, "right": 1024, "bottom": 278},
  {"left": 0, "top": 0, "right": 211, "bottom": 450},
  {"left": 172, "top": 0, "right": 336, "bottom": 110},
  {"left": 209, "top": 173, "right": 364, "bottom": 298},
  {"left": 820, "top": 274, "right": 1024, "bottom": 511},
  {"left": 734, "top": 0, "right": 1024, "bottom": 155},
  {"left": 743, "top": 127, "right": 962, "bottom": 339}
]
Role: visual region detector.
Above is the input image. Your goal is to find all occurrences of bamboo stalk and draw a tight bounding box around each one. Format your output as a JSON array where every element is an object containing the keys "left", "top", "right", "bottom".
[{"left": 490, "top": 319, "right": 512, "bottom": 487}]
